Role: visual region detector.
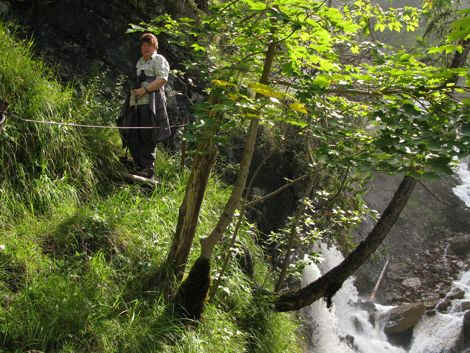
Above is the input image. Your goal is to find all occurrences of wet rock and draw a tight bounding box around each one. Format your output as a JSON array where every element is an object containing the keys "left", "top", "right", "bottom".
[
  {"left": 386, "top": 327, "right": 414, "bottom": 350},
  {"left": 352, "top": 316, "right": 363, "bottom": 334},
  {"left": 460, "top": 301, "right": 470, "bottom": 312},
  {"left": 454, "top": 310, "right": 470, "bottom": 352},
  {"left": 341, "top": 334, "right": 358, "bottom": 351},
  {"left": 436, "top": 299, "right": 452, "bottom": 313},
  {"left": 402, "top": 277, "right": 422, "bottom": 289},
  {"left": 355, "top": 300, "right": 377, "bottom": 313},
  {"left": 384, "top": 302, "right": 425, "bottom": 335},
  {"left": 423, "top": 299, "right": 439, "bottom": 310},
  {"left": 388, "top": 262, "right": 408, "bottom": 280},
  {"left": 425, "top": 309, "right": 436, "bottom": 316},
  {"left": 463, "top": 311, "right": 470, "bottom": 348},
  {"left": 449, "top": 234, "right": 470, "bottom": 257},
  {"left": 447, "top": 287, "right": 465, "bottom": 300}
]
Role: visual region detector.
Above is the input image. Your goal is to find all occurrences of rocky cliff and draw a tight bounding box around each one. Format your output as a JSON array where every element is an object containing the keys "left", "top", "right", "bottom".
[{"left": 354, "top": 167, "right": 470, "bottom": 306}]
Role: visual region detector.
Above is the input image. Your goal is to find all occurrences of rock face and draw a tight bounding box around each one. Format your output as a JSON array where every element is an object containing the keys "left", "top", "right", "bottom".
[
  {"left": 449, "top": 234, "right": 470, "bottom": 257},
  {"left": 384, "top": 302, "right": 425, "bottom": 335},
  {"left": 463, "top": 311, "right": 470, "bottom": 349},
  {"left": 353, "top": 172, "right": 470, "bottom": 306},
  {"left": 448, "top": 287, "right": 465, "bottom": 301},
  {"left": 460, "top": 301, "right": 470, "bottom": 312},
  {"left": 454, "top": 310, "right": 470, "bottom": 352}
]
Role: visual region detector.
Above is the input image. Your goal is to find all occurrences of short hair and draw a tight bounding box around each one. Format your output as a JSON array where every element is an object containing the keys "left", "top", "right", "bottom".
[{"left": 140, "top": 33, "right": 158, "bottom": 50}]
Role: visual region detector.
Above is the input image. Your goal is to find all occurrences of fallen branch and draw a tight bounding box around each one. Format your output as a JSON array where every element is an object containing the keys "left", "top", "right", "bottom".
[{"left": 368, "top": 258, "right": 389, "bottom": 302}]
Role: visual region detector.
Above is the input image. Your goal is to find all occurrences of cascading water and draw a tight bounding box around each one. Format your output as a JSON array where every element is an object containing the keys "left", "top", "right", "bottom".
[
  {"left": 304, "top": 160, "right": 470, "bottom": 353},
  {"left": 408, "top": 160, "right": 470, "bottom": 352},
  {"left": 408, "top": 271, "right": 470, "bottom": 353},
  {"left": 453, "top": 161, "right": 470, "bottom": 207},
  {"left": 303, "top": 245, "right": 406, "bottom": 353}
]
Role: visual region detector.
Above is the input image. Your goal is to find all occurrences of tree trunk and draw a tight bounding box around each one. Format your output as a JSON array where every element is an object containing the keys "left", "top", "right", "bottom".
[
  {"left": 450, "top": 39, "right": 470, "bottom": 70},
  {"left": 174, "top": 41, "right": 277, "bottom": 320},
  {"left": 200, "top": 41, "right": 277, "bottom": 259},
  {"left": 274, "top": 175, "right": 417, "bottom": 312},
  {"left": 164, "top": 139, "right": 217, "bottom": 283}
]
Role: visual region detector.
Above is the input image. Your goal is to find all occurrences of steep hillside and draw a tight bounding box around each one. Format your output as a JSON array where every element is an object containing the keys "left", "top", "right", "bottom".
[{"left": 0, "top": 19, "right": 302, "bottom": 353}]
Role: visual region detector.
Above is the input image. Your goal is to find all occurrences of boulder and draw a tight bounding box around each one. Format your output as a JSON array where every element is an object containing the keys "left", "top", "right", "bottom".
[
  {"left": 388, "top": 262, "right": 409, "bottom": 280},
  {"left": 449, "top": 234, "right": 470, "bottom": 257},
  {"left": 402, "top": 277, "right": 422, "bottom": 289},
  {"left": 436, "top": 299, "right": 452, "bottom": 313},
  {"left": 463, "top": 311, "right": 470, "bottom": 348},
  {"left": 460, "top": 301, "right": 470, "bottom": 312},
  {"left": 454, "top": 310, "right": 470, "bottom": 352},
  {"left": 448, "top": 287, "right": 465, "bottom": 301},
  {"left": 384, "top": 302, "right": 425, "bottom": 335}
]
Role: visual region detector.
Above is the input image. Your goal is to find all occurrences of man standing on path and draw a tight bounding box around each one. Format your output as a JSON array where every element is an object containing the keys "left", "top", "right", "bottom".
[{"left": 126, "top": 32, "right": 171, "bottom": 179}]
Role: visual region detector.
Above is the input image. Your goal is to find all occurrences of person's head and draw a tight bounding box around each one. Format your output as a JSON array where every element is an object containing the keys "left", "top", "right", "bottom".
[{"left": 140, "top": 33, "right": 158, "bottom": 59}]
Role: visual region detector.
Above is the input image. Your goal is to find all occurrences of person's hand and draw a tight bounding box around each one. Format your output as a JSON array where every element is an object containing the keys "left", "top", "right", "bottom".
[{"left": 133, "top": 87, "right": 146, "bottom": 98}]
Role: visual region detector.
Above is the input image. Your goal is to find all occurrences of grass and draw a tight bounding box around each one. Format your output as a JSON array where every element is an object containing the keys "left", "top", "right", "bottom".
[{"left": 0, "top": 20, "right": 302, "bottom": 353}]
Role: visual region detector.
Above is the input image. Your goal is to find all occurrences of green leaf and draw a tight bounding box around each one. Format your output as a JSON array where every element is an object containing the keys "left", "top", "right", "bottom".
[
  {"left": 289, "top": 102, "right": 308, "bottom": 114},
  {"left": 248, "top": 82, "right": 286, "bottom": 99},
  {"left": 243, "top": 0, "right": 266, "bottom": 11},
  {"left": 212, "top": 80, "right": 235, "bottom": 87},
  {"left": 191, "top": 43, "right": 206, "bottom": 52}
]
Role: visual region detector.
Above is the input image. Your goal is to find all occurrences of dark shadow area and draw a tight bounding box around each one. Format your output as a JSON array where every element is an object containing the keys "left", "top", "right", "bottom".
[{"left": 42, "top": 212, "right": 122, "bottom": 261}]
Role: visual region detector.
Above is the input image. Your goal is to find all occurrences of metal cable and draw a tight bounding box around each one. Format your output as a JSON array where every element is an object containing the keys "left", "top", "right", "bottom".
[{"left": 5, "top": 111, "right": 187, "bottom": 130}]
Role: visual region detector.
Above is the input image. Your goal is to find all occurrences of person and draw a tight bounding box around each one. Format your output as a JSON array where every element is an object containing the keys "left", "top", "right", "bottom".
[{"left": 124, "top": 32, "right": 171, "bottom": 179}]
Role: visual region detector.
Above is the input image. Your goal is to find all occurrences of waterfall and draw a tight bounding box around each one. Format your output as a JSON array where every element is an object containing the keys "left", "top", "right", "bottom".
[
  {"left": 453, "top": 161, "right": 470, "bottom": 207},
  {"left": 303, "top": 160, "right": 470, "bottom": 353},
  {"left": 303, "top": 245, "right": 406, "bottom": 353},
  {"left": 303, "top": 246, "right": 470, "bottom": 353},
  {"left": 408, "top": 161, "right": 470, "bottom": 352},
  {"left": 408, "top": 271, "right": 470, "bottom": 353}
]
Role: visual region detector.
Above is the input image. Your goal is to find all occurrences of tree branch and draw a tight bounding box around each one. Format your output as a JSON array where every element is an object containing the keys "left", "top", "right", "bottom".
[{"left": 275, "top": 175, "right": 417, "bottom": 312}]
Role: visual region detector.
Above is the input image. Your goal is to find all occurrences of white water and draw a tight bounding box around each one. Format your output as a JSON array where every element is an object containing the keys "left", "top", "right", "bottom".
[
  {"left": 304, "top": 246, "right": 470, "bottom": 353},
  {"left": 453, "top": 160, "right": 470, "bottom": 206},
  {"left": 304, "top": 160, "right": 470, "bottom": 353},
  {"left": 408, "top": 271, "right": 470, "bottom": 353},
  {"left": 408, "top": 161, "right": 470, "bottom": 352},
  {"left": 303, "top": 245, "right": 406, "bottom": 353}
]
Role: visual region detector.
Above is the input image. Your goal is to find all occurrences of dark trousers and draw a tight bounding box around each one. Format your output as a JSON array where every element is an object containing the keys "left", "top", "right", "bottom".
[{"left": 128, "top": 104, "right": 157, "bottom": 170}]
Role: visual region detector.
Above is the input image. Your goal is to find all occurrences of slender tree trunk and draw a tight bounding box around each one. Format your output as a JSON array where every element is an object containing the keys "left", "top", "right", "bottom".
[
  {"left": 200, "top": 41, "right": 277, "bottom": 259},
  {"left": 164, "top": 139, "right": 217, "bottom": 283},
  {"left": 450, "top": 39, "right": 470, "bottom": 70},
  {"left": 174, "top": 41, "right": 277, "bottom": 320},
  {"left": 274, "top": 175, "right": 417, "bottom": 312}
]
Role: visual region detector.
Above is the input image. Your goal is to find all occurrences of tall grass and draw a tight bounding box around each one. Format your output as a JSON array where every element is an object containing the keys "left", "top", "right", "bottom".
[
  {"left": 0, "top": 22, "right": 120, "bottom": 221},
  {"left": 0, "top": 21, "right": 302, "bottom": 353}
]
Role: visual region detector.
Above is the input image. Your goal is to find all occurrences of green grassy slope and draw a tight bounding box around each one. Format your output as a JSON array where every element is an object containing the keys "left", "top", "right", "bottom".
[{"left": 0, "top": 22, "right": 302, "bottom": 353}]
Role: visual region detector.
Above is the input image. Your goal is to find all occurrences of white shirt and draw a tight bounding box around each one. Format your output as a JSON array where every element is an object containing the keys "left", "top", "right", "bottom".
[
  {"left": 135, "top": 52, "right": 170, "bottom": 105},
  {"left": 136, "top": 52, "right": 170, "bottom": 81}
]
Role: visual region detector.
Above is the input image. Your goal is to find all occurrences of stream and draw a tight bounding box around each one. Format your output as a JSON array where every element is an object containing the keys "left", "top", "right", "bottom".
[{"left": 303, "top": 162, "right": 470, "bottom": 353}]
